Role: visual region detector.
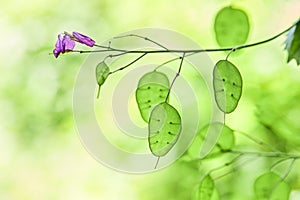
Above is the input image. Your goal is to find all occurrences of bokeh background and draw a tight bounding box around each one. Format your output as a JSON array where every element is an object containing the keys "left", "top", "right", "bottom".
[{"left": 1, "top": 0, "right": 300, "bottom": 199}]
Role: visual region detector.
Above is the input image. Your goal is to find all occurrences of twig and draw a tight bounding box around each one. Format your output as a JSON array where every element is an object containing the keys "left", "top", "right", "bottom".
[{"left": 165, "top": 53, "right": 185, "bottom": 102}]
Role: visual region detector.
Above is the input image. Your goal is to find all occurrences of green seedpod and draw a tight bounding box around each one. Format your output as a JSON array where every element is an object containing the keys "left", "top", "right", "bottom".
[
  {"left": 201, "top": 122, "right": 235, "bottom": 151},
  {"left": 148, "top": 102, "right": 181, "bottom": 157},
  {"left": 213, "top": 60, "right": 242, "bottom": 114},
  {"left": 136, "top": 71, "right": 169, "bottom": 122},
  {"left": 96, "top": 61, "right": 110, "bottom": 98},
  {"left": 195, "top": 175, "right": 219, "bottom": 200},
  {"left": 214, "top": 6, "right": 250, "bottom": 47},
  {"left": 190, "top": 122, "right": 235, "bottom": 159},
  {"left": 254, "top": 172, "right": 291, "bottom": 200}
]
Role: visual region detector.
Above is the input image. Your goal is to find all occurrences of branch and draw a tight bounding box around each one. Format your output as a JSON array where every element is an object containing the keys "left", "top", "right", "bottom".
[
  {"left": 72, "top": 19, "right": 297, "bottom": 56},
  {"left": 108, "top": 53, "right": 147, "bottom": 75},
  {"left": 165, "top": 53, "right": 185, "bottom": 101},
  {"left": 227, "top": 150, "right": 300, "bottom": 159}
]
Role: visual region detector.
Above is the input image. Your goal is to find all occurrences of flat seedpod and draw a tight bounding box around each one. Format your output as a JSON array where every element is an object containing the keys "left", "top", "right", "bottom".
[
  {"left": 213, "top": 60, "right": 242, "bottom": 114},
  {"left": 214, "top": 6, "right": 250, "bottom": 47}
]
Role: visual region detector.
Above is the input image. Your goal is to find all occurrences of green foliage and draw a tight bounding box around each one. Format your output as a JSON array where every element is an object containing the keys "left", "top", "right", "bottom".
[
  {"left": 196, "top": 175, "right": 219, "bottom": 200},
  {"left": 214, "top": 6, "right": 250, "bottom": 47},
  {"left": 213, "top": 60, "right": 243, "bottom": 114},
  {"left": 148, "top": 102, "right": 181, "bottom": 157},
  {"left": 96, "top": 61, "right": 110, "bottom": 98},
  {"left": 136, "top": 71, "right": 170, "bottom": 122},
  {"left": 254, "top": 172, "right": 291, "bottom": 200},
  {"left": 255, "top": 78, "right": 300, "bottom": 149},
  {"left": 285, "top": 19, "right": 300, "bottom": 65}
]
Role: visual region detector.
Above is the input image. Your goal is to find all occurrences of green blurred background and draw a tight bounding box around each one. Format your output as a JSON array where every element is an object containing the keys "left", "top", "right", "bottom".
[{"left": 1, "top": 0, "right": 300, "bottom": 199}]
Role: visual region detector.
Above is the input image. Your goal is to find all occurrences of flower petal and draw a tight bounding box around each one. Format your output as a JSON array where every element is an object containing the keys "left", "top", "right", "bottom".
[
  {"left": 63, "top": 35, "right": 75, "bottom": 51},
  {"left": 72, "top": 32, "right": 95, "bottom": 47},
  {"left": 53, "top": 34, "right": 63, "bottom": 58},
  {"left": 53, "top": 49, "right": 60, "bottom": 58}
]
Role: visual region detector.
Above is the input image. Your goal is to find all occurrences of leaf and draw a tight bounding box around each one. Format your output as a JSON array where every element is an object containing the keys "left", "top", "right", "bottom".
[
  {"left": 213, "top": 60, "right": 243, "bottom": 114},
  {"left": 254, "top": 172, "right": 291, "bottom": 200},
  {"left": 214, "top": 6, "right": 250, "bottom": 47},
  {"left": 148, "top": 102, "right": 181, "bottom": 157},
  {"left": 285, "top": 19, "right": 300, "bottom": 65},
  {"left": 95, "top": 61, "right": 110, "bottom": 98},
  {"left": 196, "top": 175, "right": 219, "bottom": 200},
  {"left": 136, "top": 71, "right": 169, "bottom": 122}
]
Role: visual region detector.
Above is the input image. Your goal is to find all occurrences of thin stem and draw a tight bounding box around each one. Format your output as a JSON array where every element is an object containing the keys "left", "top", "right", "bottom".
[
  {"left": 214, "top": 156, "right": 259, "bottom": 180},
  {"left": 228, "top": 150, "right": 300, "bottom": 159},
  {"left": 208, "top": 154, "right": 242, "bottom": 175},
  {"left": 96, "top": 86, "right": 101, "bottom": 99},
  {"left": 234, "top": 19, "right": 298, "bottom": 51},
  {"left": 71, "top": 49, "right": 110, "bottom": 53},
  {"left": 165, "top": 53, "right": 185, "bottom": 102},
  {"left": 72, "top": 48, "right": 215, "bottom": 54},
  {"left": 234, "top": 130, "right": 278, "bottom": 152},
  {"left": 267, "top": 158, "right": 296, "bottom": 198},
  {"left": 72, "top": 19, "right": 297, "bottom": 56},
  {"left": 113, "top": 34, "right": 169, "bottom": 50},
  {"left": 225, "top": 48, "right": 236, "bottom": 60},
  {"left": 154, "top": 156, "right": 160, "bottom": 169},
  {"left": 108, "top": 53, "right": 147, "bottom": 75},
  {"left": 154, "top": 52, "right": 196, "bottom": 71},
  {"left": 104, "top": 52, "right": 129, "bottom": 62},
  {"left": 270, "top": 157, "right": 292, "bottom": 171},
  {"left": 280, "top": 158, "right": 296, "bottom": 181},
  {"left": 94, "top": 44, "right": 112, "bottom": 49},
  {"left": 154, "top": 57, "right": 181, "bottom": 71}
]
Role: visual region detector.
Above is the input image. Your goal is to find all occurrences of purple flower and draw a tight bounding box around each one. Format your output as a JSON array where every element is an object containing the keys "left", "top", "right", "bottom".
[
  {"left": 53, "top": 34, "right": 75, "bottom": 58},
  {"left": 72, "top": 32, "right": 95, "bottom": 47},
  {"left": 53, "top": 31, "right": 95, "bottom": 58}
]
